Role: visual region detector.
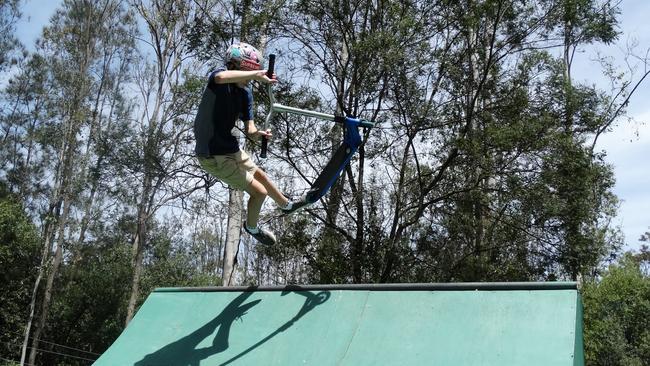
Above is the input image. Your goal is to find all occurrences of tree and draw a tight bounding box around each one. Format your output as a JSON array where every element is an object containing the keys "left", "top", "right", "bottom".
[
  {"left": 0, "top": 1, "right": 139, "bottom": 364},
  {"left": 546, "top": 0, "right": 621, "bottom": 279},
  {"left": 272, "top": 0, "right": 431, "bottom": 283},
  {"left": 0, "top": 184, "right": 40, "bottom": 365},
  {"left": 124, "top": 0, "right": 205, "bottom": 323},
  {"left": 37, "top": 239, "right": 132, "bottom": 365},
  {"left": 248, "top": 0, "right": 630, "bottom": 285},
  {"left": 0, "top": 1, "right": 645, "bottom": 361},
  {"left": 583, "top": 249, "right": 650, "bottom": 365},
  {"left": 0, "top": 0, "right": 22, "bottom": 71}
]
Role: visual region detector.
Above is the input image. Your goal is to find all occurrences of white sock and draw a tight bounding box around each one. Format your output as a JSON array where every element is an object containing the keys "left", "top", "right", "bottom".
[{"left": 245, "top": 223, "right": 259, "bottom": 234}]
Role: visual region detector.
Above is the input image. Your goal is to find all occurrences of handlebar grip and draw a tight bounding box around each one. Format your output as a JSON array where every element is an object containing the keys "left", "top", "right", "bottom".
[
  {"left": 266, "top": 54, "right": 275, "bottom": 78},
  {"left": 260, "top": 137, "right": 268, "bottom": 158}
]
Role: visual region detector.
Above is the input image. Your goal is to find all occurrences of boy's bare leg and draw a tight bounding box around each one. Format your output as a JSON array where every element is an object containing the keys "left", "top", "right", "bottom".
[
  {"left": 253, "top": 169, "right": 289, "bottom": 207},
  {"left": 242, "top": 177, "right": 277, "bottom": 245},
  {"left": 244, "top": 178, "right": 268, "bottom": 228}
]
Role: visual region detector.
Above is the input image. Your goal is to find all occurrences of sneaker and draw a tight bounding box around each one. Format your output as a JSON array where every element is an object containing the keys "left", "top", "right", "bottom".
[
  {"left": 244, "top": 224, "right": 277, "bottom": 245},
  {"left": 280, "top": 196, "right": 311, "bottom": 215}
]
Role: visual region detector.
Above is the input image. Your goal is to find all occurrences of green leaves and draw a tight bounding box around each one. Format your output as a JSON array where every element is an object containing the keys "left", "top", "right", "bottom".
[
  {"left": 583, "top": 251, "right": 650, "bottom": 365},
  {"left": 0, "top": 187, "right": 40, "bottom": 364},
  {"left": 0, "top": 0, "right": 22, "bottom": 71},
  {"left": 0, "top": 0, "right": 642, "bottom": 362}
]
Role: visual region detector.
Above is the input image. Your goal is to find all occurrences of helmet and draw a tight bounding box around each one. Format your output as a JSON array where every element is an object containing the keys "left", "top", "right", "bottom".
[{"left": 225, "top": 42, "right": 263, "bottom": 71}]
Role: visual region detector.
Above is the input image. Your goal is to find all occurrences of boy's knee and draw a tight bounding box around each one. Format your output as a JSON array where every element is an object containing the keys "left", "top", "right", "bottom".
[
  {"left": 248, "top": 182, "right": 268, "bottom": 199},
  {"left": 253, "top": 168, "right": 268, "bottom": 182}
]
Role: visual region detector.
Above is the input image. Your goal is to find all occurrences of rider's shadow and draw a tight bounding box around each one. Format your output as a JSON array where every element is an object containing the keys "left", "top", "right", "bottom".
[{"left": 135, "top": 287, "right": 331, "bottom": 366}]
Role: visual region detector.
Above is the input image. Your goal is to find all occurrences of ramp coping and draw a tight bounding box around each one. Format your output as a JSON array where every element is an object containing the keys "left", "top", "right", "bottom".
[{"left": 154, "top": 282, "right": 577, "bottom": 293}]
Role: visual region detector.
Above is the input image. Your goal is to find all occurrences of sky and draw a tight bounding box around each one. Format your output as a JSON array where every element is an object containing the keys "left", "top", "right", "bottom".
[
  {"left": 13, "top": 0, "right": 650, "bottom": 251},
  {"left": 576, "top": 0, "right": 650, "bottom": 250}
]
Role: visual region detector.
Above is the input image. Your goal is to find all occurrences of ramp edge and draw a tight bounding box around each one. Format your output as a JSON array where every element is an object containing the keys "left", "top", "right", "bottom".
[{"left": 154, "top": 282, "right": 577, "bottom": 293}]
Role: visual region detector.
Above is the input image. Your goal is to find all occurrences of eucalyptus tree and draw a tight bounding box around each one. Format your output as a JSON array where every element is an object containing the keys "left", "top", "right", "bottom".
[
  {"left": 263, "top": 0, "right": 631, "bottom": 285},
  {"left": 0, "top": 0, "right": 139, "bottom": 364},
  {"left": 378, "top": 0, "right": 625, "bottom": 282},
  {"left": 222, "top": 0, "right": 289, "bottom": 287},
  {"left": 0, "top": 185, "right": 40, "bottom": 365},
  {"left": 1, "top": 44, "right": 53, "bottom": 366},
  {"left": 395, "top": 0, "right": 569, "bottom": 282},
  {"left": 534, "top": 0, "right": 622, "bottom": 278},
  {"left": 264, "top": 0, "right": 424, "bottom": 283},
  {"left": 123, "top": 0, "right": 207, "bottom": 323},
  {"left": 0, "top": 0, "right": 22, "bottom": 70},
  {"left": 0, "top": 54, "right": 49, "bottom": 209},
  {"left": 183, "top": 0, "right": 240, "bottom": 286}
]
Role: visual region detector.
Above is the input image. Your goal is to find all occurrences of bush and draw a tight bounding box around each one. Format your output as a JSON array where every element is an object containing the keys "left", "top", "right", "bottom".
[{"left": 583, "top": 250, "right": 650, "bottom": 366}]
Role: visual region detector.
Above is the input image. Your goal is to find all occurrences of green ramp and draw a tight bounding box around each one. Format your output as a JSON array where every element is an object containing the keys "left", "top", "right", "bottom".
[{"left": 94, "top": 283, "right": 584, "bottom": 366}]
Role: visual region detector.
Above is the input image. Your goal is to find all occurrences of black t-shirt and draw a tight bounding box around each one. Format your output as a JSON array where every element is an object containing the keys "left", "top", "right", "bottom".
[{"left": 193, "top": 69, "right": 253, "bottom": 156}]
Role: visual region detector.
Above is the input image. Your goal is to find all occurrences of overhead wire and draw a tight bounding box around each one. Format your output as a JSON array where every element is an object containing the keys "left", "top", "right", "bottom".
[
  {"left": 2, "top": 345, "right": 95, "bottom": 364},
  {"left": 0, "top": 356, "right": 34, "bottom": 366},
  {"left": 30, "top": 338, "right": 101, "bottom": 357},
  {"left": 3, "top": 333, "right": 100, "bottom": 365},
  {"left": 23, "top": 345, "right": 97, "bottom": 363},
  {"left": 4, "top": 330, "right": 101, "bottom": 357}
]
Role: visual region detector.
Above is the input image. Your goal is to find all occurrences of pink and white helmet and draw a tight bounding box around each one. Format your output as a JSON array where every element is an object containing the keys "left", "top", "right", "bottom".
[{"left": 225, "top": 42, "right": 263, "bottom": 71}]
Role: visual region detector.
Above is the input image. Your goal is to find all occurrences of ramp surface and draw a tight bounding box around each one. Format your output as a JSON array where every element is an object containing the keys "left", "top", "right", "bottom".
[{"left": 94, "top": 283, "right": 583, "bottom": 366}]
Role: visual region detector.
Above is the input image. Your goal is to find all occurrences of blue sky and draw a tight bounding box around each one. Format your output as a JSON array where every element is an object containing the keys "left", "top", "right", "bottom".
[
  {"left": 581, "top": 0, "right": 650, "bottom": 250},
  {"left": 14, "top": 0, "right": 650, "bottom": 251}
]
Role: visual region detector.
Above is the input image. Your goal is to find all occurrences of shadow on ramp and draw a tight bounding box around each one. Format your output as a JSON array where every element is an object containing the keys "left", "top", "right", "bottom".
[
  {"left": 219, "top": 287, "right": 331, "bottom": 366},
  {"left": 135, "top": 286, "right": 330, "bottom": 366}
]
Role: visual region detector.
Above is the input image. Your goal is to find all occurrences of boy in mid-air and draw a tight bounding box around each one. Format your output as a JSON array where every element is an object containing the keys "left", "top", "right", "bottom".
[{"left": 193, "top": 42, "right": 299, "bottom": 245}]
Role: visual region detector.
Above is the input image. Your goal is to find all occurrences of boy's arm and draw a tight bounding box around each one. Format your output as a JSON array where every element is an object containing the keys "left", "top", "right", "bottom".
[
  {"left": 244, "top": 119, "right": 272, "bottom": 140},
  {"left": 214, "top": 70, "right": 276, "bottom": 84}
]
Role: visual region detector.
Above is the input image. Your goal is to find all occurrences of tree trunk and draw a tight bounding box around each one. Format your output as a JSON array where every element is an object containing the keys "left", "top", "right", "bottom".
[
  {"left": 28, "top": 193, "right": 72, "bottom": 365},
  {"left": 124, "top": 0, "right": 196, "bottom": 319},
  {"left": 75, "top": 56, "right": 117, "bottom": 249},
  {"left": 27, "top": 78, "right": 87, "bottom": 361},
  {"left": 20, "top": 223, "right": 53, "bottom": 366},
  {"left": 20, "top": 106, "right": 69, "bottom": 363},
  {"left": 222, "top": 189, "right": 244, "bottom": 286},
  {"left": 126, "top": 171, "right": 153, "bottom": 324}
]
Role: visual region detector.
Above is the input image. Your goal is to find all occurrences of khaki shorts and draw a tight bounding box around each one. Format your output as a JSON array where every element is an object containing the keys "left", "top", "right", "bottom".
[{"left": 198, "top": 150, "right": 258, "bottom": 190}]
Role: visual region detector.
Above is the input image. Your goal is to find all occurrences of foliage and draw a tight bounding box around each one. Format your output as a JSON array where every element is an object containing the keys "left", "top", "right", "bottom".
[
  {"left": 0, "top": 0, "right": 647, "bottom": 364},
  {"left": 0, "top": 0, "right": 22, "bottom": 71},
  {"left": 41, "top": 243, "right": 132, "bottom": 365},
  {"left": 583, "top": 249, "right": 650, "bottom": 366},
  {"left": 0, "top": 184, "right": 40, "bottom": 364}
]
